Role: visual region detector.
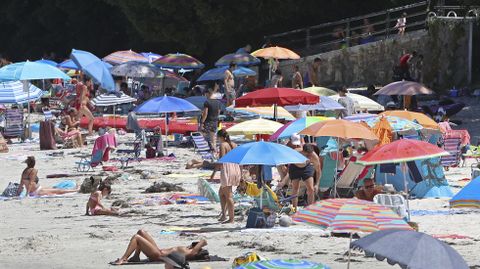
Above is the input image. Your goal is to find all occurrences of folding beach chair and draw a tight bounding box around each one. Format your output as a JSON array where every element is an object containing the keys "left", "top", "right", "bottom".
[
  {"left": 3, "top": 109, "right": 24, "bottom": 140},
  {"left": 335, "top": 158, "right": 372, "bottom": 198},
  {"left": 373, "top": 193, "right": 409, "bottom": 221},
  {"left": 191, "top": 132, "right": 216, "bottom": 162},
  {"left": 440, "top": 136, "right": 461, "bottom": 167},
  {"left": 76, "top": 133, "right": 117, "bottom": 172}
]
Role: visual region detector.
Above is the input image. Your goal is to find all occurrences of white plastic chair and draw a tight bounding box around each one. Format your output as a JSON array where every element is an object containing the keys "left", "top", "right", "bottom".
[{"left": 373, "top": 194, "right": 409, "bottom": 221}]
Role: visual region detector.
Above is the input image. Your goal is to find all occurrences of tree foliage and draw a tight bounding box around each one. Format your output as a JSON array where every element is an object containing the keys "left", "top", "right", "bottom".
[{"left": 0, "top": 0, "right": 416, "bottom": 64}]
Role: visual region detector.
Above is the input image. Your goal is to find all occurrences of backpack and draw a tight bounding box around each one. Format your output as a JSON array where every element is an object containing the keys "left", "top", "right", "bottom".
[
  {"left": 80, "top": 176, "right": 102, "bottom": 193},
  {"left": 232, "top": 252, "right": 264, "bottom": 268},
  {"left": 2, "top": 182, "right": 19, "bottom": 197}
]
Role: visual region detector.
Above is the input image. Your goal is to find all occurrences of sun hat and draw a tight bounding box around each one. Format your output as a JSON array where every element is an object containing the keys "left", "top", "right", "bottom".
[{"left": 290, "top": 133, "right": 301, "bottom": 146}]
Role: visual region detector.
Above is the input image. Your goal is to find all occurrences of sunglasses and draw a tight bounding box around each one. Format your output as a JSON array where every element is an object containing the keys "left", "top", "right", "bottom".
[{"left": 365, "top": 185, "right": 375, "bottom": 189}]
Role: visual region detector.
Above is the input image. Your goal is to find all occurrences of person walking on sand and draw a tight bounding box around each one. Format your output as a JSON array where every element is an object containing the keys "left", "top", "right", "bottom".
[
  {"left": 17, "top": 156, "right": 78, "bottom": 197},
  {"left": 210, "top": 129, "right": 241, "bottom": 223},
  {"left": 200, "top": 85, "right": 221, "bottom": 155},
  {"left": 85, "top": 183, "right": 118, "bottom": 216},
  {"left": 113, "top": 229, "right": 207, "bottom": 266}
]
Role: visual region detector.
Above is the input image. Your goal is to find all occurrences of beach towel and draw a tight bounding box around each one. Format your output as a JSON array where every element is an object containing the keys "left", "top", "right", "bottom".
[
  {"left": 52, "top": 180, "right": 76, "bottom": 190},
  {"left": 39, "top": 121, "right": 57, "bottom": 150},
  {"left": 441, "top": 136, "right": 461, "bottom": 167},
  {"left": 110, "top": 255, "right": 228, "bottom": 265},
  {"left": 91, "top": 133, "right": 117, "bottom": 166}
]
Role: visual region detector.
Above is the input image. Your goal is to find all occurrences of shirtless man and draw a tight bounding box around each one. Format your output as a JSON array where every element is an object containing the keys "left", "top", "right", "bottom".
[{"left": 113, "top": 229, "right": 207, "bottom": 265}]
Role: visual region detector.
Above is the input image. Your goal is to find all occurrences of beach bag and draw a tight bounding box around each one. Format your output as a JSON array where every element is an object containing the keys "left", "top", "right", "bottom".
[
  {"left": 232, "top": 252, "right": 263, "bottom": 268},
  {"left": 246, "top": 207, "right": 266, "bottom": 228},
  {"left": 2, "top": 182, "right": 19, "bottom": 197},
  {"left": 80, "top": 176, "right": 102, "bottom": 193}
]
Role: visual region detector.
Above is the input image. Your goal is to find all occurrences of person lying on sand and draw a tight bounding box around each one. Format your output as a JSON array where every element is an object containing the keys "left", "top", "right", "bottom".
[
  {"left": 112, "top": 229, "right": 207, "bottom": 265},
  {"left": 185, "top": 159, "right": 214, "bottom": 170},
  {"left": 17, "top": 156, "right": 78, "bottom": 197},
  {"left": 85, "top": 183, "right": 118, "bottom": 216}
]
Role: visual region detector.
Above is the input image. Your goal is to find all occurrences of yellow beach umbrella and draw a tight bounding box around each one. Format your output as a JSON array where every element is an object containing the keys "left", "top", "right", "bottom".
[
  {"left": 251, "top": 46, "right": 300, "bottom": 60},
  {"left": 226, "top": 118, "right": 283, "bottom": 135},
  {"left": 302, "top": 86, "right": 337, "bottom": 96},
  {"left": 380, "top": 110, "right": 440, "bottom": 130}
]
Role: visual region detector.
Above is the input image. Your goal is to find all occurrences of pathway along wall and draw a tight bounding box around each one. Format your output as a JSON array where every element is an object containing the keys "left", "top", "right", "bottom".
[{"left": 278, "top": 17, "right": 472, "bottom": 92}]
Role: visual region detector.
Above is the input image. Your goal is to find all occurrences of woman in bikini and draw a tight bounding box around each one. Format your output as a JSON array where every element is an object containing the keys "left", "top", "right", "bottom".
[
  {"left": 17, "top": 156, "right": 78, "bottom": 197},
  {"left": 76, "top": 81, "right": 94, "bottom": 135},
  {"left": 113, "top": 229, "right": 207, "bottom": 265},
  {"left": 85, "top": 183, "right": 118, "bottom": 216},
  {"left": 56, "top": 108, "right": 83, "bottom": 147}
]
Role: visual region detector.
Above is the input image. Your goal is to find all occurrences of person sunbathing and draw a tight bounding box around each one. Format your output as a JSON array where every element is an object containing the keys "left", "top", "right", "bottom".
[
  {"left": 85, "top": 183, "right": 118, "bottom": 216},
  {"left": 17, "top": 156, "right": 78, "bottom": 197},
  {"left": 185, "top": 158, "right": 214, "bottom": 170},
  {"left": 355, "top": 178, "right": 383, "bottom": 201},
  {"left": 113, "top": 229, "right": 207, "bottom": 265}
]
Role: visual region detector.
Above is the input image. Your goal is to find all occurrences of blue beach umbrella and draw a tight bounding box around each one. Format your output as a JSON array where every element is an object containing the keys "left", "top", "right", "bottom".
[
  {"left": 235, "top": 259, "right": 330, "bottom": 269},
  {"left": 0, "top": 81, "right": 45, "bottom": 104},
  {"left": 0, "top": 61, "right": 71, "bottom": 81},
  {"left": 197, "top": 66, "right": 256, "bottom": 82},
  {"left": 135, "top": 95, "right": 200, "bottom": 114},
  {"left": 218, "top": 141, "right": 307, "bottom": 166},
  {"left": 215, "top": 52, "right": 260, "bottom": 67},
  {"left": 70, "top": 49, "right": 115, "bottom": 92},
  {"left": 57, "top": 59, "right": 79, "bottom": 70},
  {"left": 35, "top": 59, "right": 58, "bottom": 67},
  {"left": 284, "top": 96, "right": 346, "bottom": 112},
  {"left": 351, "top": 230, "right": 468, "bottom": 269}
]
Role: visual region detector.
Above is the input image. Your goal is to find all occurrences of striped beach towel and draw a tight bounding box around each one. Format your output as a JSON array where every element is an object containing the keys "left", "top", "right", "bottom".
[{"left": 441, "top": 136, "right": 461, "bottom": 167}]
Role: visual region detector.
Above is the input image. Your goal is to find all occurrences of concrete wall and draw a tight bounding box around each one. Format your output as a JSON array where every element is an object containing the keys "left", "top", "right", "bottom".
[{"left": 278, "top": 18, "right": 471, "bottom": 91}]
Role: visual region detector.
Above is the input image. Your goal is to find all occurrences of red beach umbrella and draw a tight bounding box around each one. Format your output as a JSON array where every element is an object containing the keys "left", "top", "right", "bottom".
[{"left": 235, "top": 88, "right": 319, "bottom": 107}]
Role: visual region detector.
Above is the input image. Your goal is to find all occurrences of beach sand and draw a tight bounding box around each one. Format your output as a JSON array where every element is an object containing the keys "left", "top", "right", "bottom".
[{"left": 1, "top": 97, "right": 479, "bottom": 269}]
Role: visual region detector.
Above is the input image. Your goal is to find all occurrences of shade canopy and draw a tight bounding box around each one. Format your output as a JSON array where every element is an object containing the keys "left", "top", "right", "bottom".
[
  {"left": 226, "top": 105, "right": 296, "bottom": 121},
  {"left": 0, "top": 81, "right": 45, "bottom": 104},
  {"left": 235, "top": 88, "right": 319, "bottom": 107},
  {"left": 284, "top": 96, "right": 345, "bottom": 112},
  {"left": 215, "top": 52, "right": 260, "bottom": 67},
  {"left": 450, "top": 176, "right": 480, "bottom": 208},
  {"left": 293, "top": 198, "right": 412, "bottom": 233},
  {"left": 351, "top": 230, "right": 468, "bottom": 269},
  {"left": 218, "top": 141, "right": 307, "bottom": 166},
  {"left": 0, "top": 61, "right": 71, "bottom": 81},
  {"left": 70, "top": 49, "right": 115, "bottom": 92},
  {"left": 153, "top": 53, "right": 204, "bottom": 69},
  {"left": 375, "top": 81, "right": 434, "bottom": 96},
  {"left": 300, "top": 119, "right": 378, "bottom": 140},
  {"left": 251, "top": 46, "right": 300, "bottom": 59},
  {"left": 380, "top": 110, "right": 440, "bottom": 130},
  {"left": 197, "top": 66, "right": 256, "bottom": 82},
  {"left": 302, "top": 86, "right": 337, "bottom": 96},
  {"left": 90, "top": 92, "right": 137, "bottom": 107},
  {"left": 357, "top": 139, "right": 449, "bottom": 165},
  {"left": 226, "top": 118, "right": 283, "bottom": 135},
  {"left": 235, "top": 259, "right": 330, "bottom": 269},
  {"left": 110, "top": 62, "right": 164, "bottom": 78},
  {"left": 103, "top": 49, "right": 148, "bottom": 65},
  {"left": 330, "top": 93, "right": 384, "bottom": 112},
  {"left": 270, "top": 116, "right": 331, "bottom": 141},
  {"left": 135, "top": 95, "right": 200, "bottom": 114}
]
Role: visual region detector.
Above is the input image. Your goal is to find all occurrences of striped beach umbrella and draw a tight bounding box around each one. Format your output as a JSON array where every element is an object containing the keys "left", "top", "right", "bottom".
[
  {"left": 153, "top": 53, "right": 205, "bottom": 69},
  {"left": 90, "top": 92, "right": 136, "bottom": 107},
  {"left": 103, "top": 50, "right": 148, "bottom": 65},
  {"left": 450, "top": 176, "right": 480, "bottom": 208},
  {"left": 0, "top": 81, "right": 45, "bottom": 104},
  {"left": 235, "top": 259, "right": 330, "bottom": 269},
  {"left": 215, "top": 52, "right": 260, "bottom": 67},
  {"left": 293, "top": 199, "right": 413, "bottom": 233}
]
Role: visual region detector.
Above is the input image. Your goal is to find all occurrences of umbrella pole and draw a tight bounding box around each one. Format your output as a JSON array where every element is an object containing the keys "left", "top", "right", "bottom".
[
  {"left": 113, "top": 105, "right": 116, "bottom": 129},
  {"left": 273, "top": 104, "right": 277, "bottom": 121},
  {"left": 347, "top": 232, "right": 353, "bottom": 269},
  {"left": 402, "top": 162, "right": 411, "bottom": 221},
  {"left": 165, "top": 113, "right": 169, "bottom": 155},
  {"left": 334, "top": 137, "right": 340, "bottom": 198},
  {"left": 27, "top": 87, "right": 31, "bottom": 140}
]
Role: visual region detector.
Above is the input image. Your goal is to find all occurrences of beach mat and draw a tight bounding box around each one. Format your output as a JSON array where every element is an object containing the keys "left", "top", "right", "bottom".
[{"left": 109, "top": 255, "right": 228, "bottom": 265}]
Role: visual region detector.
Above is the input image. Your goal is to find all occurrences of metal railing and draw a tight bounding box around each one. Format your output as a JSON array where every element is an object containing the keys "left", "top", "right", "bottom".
[{"left": 264, "top": 1, "right": 429, "bottom": 55}]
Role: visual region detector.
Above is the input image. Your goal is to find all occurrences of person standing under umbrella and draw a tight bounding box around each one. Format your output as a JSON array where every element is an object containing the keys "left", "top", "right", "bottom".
[
  {"left": 201, "top": 85, "right": 221, "bottom": 154},
  {"left": 338, "top": 87, "right": 355, "bottom": 117},
  {"left": 224, "top": 62, "right": 236, "bottom": 106}
]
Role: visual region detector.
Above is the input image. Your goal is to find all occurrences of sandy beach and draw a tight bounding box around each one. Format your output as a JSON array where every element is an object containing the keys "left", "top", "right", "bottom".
[{"left": 1, "top": 96, "right": 480, "bottom": 269}]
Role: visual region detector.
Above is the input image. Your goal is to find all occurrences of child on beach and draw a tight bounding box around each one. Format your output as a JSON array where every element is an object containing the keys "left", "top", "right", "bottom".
[{"left": 85, "top": 183, "right": 118, "bottom": 216}]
